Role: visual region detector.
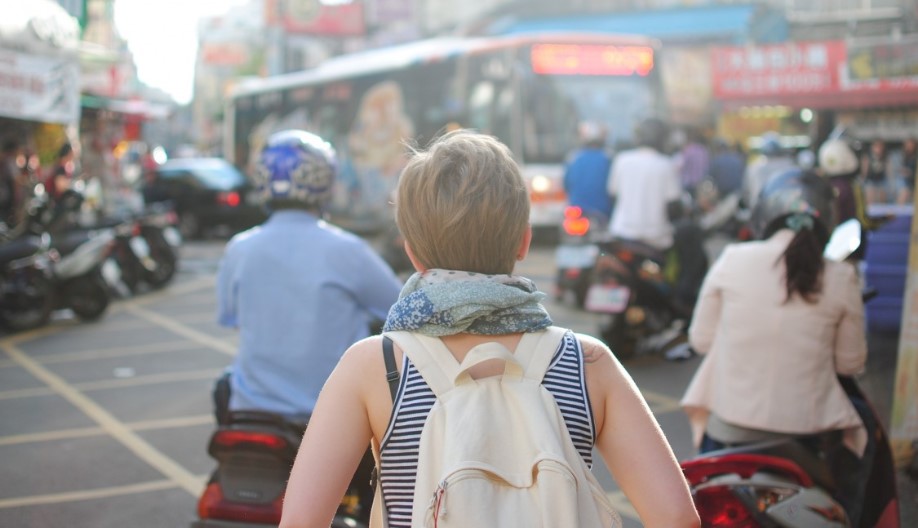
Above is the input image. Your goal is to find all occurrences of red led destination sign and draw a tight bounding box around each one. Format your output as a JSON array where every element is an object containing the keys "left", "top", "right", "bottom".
[{"left": 531, "top": 44, "right": 655, "bottom": 76}]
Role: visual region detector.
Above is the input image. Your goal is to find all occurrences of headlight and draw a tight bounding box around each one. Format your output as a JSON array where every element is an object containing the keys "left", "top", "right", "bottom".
[{"left": 531, "top": 175, "right": 551, "bottom": 194}]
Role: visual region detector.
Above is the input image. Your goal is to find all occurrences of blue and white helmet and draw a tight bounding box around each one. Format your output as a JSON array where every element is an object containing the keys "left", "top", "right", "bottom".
[{"left": 254, "top": 130, "right": 337, "bottom": 208}]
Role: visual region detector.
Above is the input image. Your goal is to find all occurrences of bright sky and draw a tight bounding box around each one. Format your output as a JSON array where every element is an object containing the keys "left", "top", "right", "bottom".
[{"left": 114, "top": 0, "right": 248, "bottom": 105}]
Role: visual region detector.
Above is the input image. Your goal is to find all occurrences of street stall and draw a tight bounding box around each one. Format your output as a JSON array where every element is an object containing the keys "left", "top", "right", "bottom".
[{"left": 0, "top": 0, "right": 81, "bottom": 167}]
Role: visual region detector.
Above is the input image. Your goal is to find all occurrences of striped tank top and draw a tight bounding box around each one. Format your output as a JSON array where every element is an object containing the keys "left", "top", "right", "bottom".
[{"left": 378, "top": 331, "right": 596, "bottom": 528}]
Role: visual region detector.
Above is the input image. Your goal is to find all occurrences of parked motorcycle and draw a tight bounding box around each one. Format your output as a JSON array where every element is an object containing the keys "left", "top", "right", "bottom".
[
  {"left": 0, "top": 226, "right": 54, "bottom": 332},
  {"left": 6, "top": 190, "right": 118, "bottom": 324},
  {"left": 553, "top": 206, "right": 605, "bottom": 308},
  {"left": 680, "top": 375, "right": 899, "bottom": 528},
  {"left": 137, "top": 201, "right": 181, "bottom": 289},
  {"left": 50, "top": 226, "right": 118, "bottom": 321},
  {"left": 192, "top": 410, "right": 374, "bottom": 527},
  {"left": 96, "top": 201, "right": 181, "bottom": 295}
]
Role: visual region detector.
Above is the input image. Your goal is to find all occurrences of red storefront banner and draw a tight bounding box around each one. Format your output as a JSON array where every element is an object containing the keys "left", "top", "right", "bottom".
[
  {"left": 711, "top": 40, "right": 918, "bottom": 109},
  {"left": 265, "top": 0, "right": 365, "bottom": 36}
]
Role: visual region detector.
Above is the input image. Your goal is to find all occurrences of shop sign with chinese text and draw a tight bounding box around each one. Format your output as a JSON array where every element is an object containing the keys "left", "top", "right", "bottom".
[
  {"left": 711, "top": 40, "right": 918, "bottom": 107},
  {"left": 0, "top": 49, "right": 80, "bottom": 124}
]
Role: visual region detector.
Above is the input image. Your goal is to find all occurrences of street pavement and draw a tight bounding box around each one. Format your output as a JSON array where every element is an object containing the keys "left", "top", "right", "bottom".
[{"left": 0, "top": 238, "right": 914, "bottom": 527}]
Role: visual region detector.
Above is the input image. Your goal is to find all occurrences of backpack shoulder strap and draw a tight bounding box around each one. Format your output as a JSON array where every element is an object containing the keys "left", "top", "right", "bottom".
[
  {"left": 387, "top": 327, "right": 570, "bottom": 396},
  {"left": 382, "top": 336, "right": 398, "bottom": 403},
  {"left": 385, "top": 331, "right": 458, "bottom": 397},
  {"left": 513, "top": 326, "right": 570, "bottom": 382}
]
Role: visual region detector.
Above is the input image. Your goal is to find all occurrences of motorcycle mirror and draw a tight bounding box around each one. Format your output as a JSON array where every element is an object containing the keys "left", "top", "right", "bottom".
[{"left": 824, "top": 219, "right": 862, "bottom": 262}]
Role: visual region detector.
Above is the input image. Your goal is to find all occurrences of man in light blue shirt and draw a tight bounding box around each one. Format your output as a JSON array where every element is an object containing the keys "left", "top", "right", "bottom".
[{"left": 215, "top": 130, "right": 402, "bottom": 422}]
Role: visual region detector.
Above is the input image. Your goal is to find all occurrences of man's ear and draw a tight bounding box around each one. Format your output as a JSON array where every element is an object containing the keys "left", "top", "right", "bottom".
[{"left": 404, "top": 241, "right": 426, "bottom": 273}]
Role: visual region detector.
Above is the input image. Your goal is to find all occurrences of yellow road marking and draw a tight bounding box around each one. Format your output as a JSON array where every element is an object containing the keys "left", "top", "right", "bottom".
[
  {"left": 122, "top": 304, "right": 235, "bottom": 356},
  {"left": 0, "top": 480, "right": 180, "bottom": 509},
  {"left": 0, "top": 425, "right": 104, "bottom": 446},
  {"left": 126, "top": 276, "right": 215, "bottom": 307},
  {"left": 168, "top": 311, "right": 222, "bottom": 324},
  {"left": 0, "top": 415, "right": 214, "bottom": 447},
  {"left": 0, "top": 386, "right": 57, "bottom": 400},
  {"left": 130, "top": 414, "right": 214, "bottom": 431},
  {"left": 38, "top": 340, "right": 200, "bottom": 364},
  {"left": 0, "top": 415, "right": 213, "bottom": 447},
  {"left": 72, "top": 368, "right": 223, "bottom": 392},
  {"left": 0, "top": 368, "right": 223, "bottom": 400},
  {"left": 642, "top": 389, "right": 683, "bottom": 414},
  {"left": 1, "top": 341, "right": 204, "bottom": 496}
]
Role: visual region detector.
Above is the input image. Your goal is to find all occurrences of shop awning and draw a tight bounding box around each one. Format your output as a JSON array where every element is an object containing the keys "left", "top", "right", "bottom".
[
  {"left": 81, "top": 94, "right": 173, "bottom": 120},
  {"left": 487, "top": 5, "right": 788, "bottom": 44},
  {"left": 0, "top": 0, "right": 80, "bottom": 56}
]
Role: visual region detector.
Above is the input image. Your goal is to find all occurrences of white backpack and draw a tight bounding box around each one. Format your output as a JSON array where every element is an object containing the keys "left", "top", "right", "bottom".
[{"left": 375, "top": 326, "right": 621, "bottom": 528}]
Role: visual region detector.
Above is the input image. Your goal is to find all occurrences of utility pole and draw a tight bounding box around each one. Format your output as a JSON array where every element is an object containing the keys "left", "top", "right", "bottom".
[{"left": 891, "top": 195, "right": 918, "bottom": 468}]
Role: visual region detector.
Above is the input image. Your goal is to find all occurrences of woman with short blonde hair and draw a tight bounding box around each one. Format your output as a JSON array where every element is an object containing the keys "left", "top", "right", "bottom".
[{"left": 281, "top": 130, "right": 699, "bottom": 528}]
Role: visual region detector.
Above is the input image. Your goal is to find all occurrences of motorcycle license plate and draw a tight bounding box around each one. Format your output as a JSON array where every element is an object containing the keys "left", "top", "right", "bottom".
[
  {"left": 129, "top": 236, "right": 151, "bottom": 258},
  {"left": 163, "top": 227, "right": 182, "bottom": 248},
  {"left": 555, "top": 244, "right": 599, "bottom": 269},
  {"left": 585, "top": 284, "right": 630, "bottom": 313}
]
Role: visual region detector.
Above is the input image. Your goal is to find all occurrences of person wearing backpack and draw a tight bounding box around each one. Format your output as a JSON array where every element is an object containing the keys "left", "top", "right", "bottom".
[{"left": 280, "top": 130, "right": 700, "bottom": 528}]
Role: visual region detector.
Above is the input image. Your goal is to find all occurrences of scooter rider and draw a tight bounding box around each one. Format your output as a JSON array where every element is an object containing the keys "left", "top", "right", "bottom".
[
  {"left": 817, "top": 138, "right": 887, "bottom": 262},
  {"left": 605, "top": 117, "right": 708, "bottom": 320},
  {"left": 214, "top": 130, "right": 402, "bottom": 424},
  {"left": 681, "top": 168, "right": 870, "bottom": 522},
  {"left": 564, "top": 121, "right": 613, "bottom": 225}
]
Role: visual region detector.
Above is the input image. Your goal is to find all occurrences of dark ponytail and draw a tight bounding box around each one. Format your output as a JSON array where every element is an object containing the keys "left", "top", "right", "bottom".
[{"left": 773, "top": 214, "right": 828, "bottom": 303}]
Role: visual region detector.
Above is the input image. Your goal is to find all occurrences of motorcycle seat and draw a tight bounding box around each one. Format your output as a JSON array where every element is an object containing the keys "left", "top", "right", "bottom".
[
  {"left": 225, "top": 409, "right": 309, "bottom": 436},
  {"left": 0, "top": 237, "right": 43, "bottom": 264},
  {"left": 697, "top": 437, "right": 838, "bottom": 493},
  {"left": 52, "top": 231, "right": 93, "bottom": 256}
]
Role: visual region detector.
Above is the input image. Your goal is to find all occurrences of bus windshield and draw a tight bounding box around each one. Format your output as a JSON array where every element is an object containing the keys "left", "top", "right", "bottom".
[{"left": 522, "top": 75, "right": 662, "bottom": 165}]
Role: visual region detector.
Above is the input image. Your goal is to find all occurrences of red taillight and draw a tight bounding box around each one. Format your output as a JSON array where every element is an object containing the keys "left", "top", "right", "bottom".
[
  {"left": 197, "top": 481, "right": 283, "bottom": 524},
  {"left": 217, "top": 191, "right": 241, "bottom": 207},
  {"left": 563, "top": 206, "right": 590, "bottom": 236},
  {"left": 165, "top": 210, "right": 178, "bottom": 224},
  {"left": 694, "top": 486, "right": 758, "bottom": 527},
  {"left": 131, "top": 222, "right": 142, "bottom": 237},
  {"left": 211, "top": 429, "right": 289, "bottom": 451}
]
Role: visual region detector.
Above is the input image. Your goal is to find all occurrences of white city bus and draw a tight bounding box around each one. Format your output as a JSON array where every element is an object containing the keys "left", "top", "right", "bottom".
[{"left": 225, "top": 32, "right": 665, "bottom": 235}]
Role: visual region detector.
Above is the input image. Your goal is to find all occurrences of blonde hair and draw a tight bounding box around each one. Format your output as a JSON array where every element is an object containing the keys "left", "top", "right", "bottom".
[{"left": 396, "top": 130, "right": 529, "bottom": 275}]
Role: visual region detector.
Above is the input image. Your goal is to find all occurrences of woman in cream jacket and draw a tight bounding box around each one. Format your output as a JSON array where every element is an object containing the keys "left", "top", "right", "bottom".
[{"left": 681, "top": 169, "right": 868, "bottom": 457}]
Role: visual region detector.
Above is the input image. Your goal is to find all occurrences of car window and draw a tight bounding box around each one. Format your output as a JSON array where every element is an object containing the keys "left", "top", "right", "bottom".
[
  {"left": 192, "top": 163, "right": 247, "bottom": 189},
  {"left": 157, "top": 169, "right": 195, "bottom": 184}
]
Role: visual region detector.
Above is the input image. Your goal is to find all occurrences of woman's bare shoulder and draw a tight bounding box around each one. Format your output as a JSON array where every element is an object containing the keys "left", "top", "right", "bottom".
[{"left": 332, "top": 335, "right": 388, "bottom": 382}]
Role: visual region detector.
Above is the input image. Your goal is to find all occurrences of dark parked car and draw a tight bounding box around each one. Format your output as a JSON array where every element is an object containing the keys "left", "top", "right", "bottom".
[{"left": 144, "top": 158, "right": 266, "bottom": 239}]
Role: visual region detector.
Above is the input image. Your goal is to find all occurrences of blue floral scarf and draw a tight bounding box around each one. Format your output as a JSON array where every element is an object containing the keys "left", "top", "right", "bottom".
[{"left": 383, "top": 269, "right": 553, "bottom": 336}]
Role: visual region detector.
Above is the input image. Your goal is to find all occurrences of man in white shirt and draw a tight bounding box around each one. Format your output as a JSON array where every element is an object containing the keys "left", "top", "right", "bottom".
[
  {"left": 605, "top": 118, "right": 708, "bottom": 357},
  {"left": 607, "top": 118, "right": 682, "bottom": 250}
]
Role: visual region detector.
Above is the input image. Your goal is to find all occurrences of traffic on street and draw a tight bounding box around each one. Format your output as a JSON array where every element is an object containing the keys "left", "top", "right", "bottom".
[{"left": 0, "top": 240, "right": 703, "bottom": 527}]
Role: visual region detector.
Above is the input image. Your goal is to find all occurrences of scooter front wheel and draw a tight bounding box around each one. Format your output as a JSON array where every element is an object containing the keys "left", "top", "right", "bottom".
[
  {"left": 0, "top": 270, "right": 54, "bottom": 332},
  {"left": 66, "top": 272, "right": 111, "bottom": 321}
]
